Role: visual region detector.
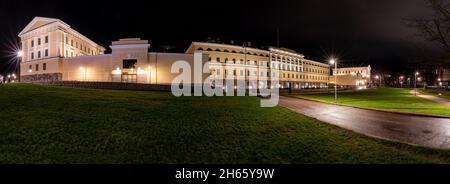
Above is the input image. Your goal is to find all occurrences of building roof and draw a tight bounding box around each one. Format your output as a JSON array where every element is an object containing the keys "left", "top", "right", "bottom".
[{"left": 19, "top": 16, "right": 105, "bottom": 51}]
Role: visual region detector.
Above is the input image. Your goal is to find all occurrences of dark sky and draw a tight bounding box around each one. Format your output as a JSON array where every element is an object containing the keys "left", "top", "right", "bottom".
[{"left": 0, "top": 0, "right": 438, "bottom": 75}]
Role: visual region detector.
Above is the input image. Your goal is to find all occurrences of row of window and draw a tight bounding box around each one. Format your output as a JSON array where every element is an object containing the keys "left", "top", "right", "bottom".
[
  {"left": 30, "top": 36, "right": 49, "bottom": 47},
  {"left": 30, "top": 49, "right": 49, "bottom": 59},
  {"left": 210, "top": 57, "right": 327, "bottom": 74},
  {"left": 197, "top": 47, "right": 328, "bottom": 69},
  {"left": 68, "top": 38, "right": 95, "bottom": 55},
  {"left": 198, "top": 47, "right": 268, "bottom": 57},
  {"left": 213, "top": 69, "right": 328, "bottom": 81},
  {"left": 29, "top": 63, "right": 46, "bottom": 71},
  {"left": 335, "top": 70, "right": 367, "bottom": 75}
]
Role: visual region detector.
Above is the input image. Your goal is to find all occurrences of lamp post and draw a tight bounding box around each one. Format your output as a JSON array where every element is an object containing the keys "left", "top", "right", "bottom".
[
  {"left": 17, "top": 50, "right": 23, "bottom": 82},
  {"left": 414, "top": 72, "right": 419, "bottom": 96},
  {"left": 399, "top": 76, "right": 404, "bottom": 88},
  {"left": 375, "top": 75, "right": 380, "bottom": 87},
  {"left": 330, "top": 59, "right": 337, "bottom": 103}
]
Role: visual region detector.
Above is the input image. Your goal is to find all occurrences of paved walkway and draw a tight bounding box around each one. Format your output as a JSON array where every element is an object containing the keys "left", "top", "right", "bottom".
[
  {"left": 279, "top": 96, "right": 450, "bottom": 149},
  {"left": 410, "top": 90, "right": 450, "bottom": 106}
]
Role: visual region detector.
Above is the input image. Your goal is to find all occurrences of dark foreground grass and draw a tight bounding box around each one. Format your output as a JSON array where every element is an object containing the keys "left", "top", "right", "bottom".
[
  {"left": 0, "top": 84, "right": 449, "bottom": 164},
  {"left": 294, "top": 88, "right": 450, "bottom": 116}
]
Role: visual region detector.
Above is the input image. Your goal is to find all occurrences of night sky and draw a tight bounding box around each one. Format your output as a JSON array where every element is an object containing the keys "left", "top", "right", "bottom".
[{"left": 0, "top": 0, "right": 438, "bottom": 76}]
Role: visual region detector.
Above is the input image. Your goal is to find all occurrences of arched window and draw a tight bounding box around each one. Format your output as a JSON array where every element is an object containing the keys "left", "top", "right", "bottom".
[
  {"left": 207, "top": 48, "right": 213, "bottom": 51},
  {"left": 215, "top": 49, "right": 221, "bottom": 52},
  {"left": 197, "top": 48, "right": 204, "bottom": 51},
  {"left": 223, "top": 49, "right": 230, "bottom": 52},
  {"left": 231, "top": 50, "right": 237, "bottom": 53},
  {"left": 239, "top": 51, "right": 245, "bottom": 54}
]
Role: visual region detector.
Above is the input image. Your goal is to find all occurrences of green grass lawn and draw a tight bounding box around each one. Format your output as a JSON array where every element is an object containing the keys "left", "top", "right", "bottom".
[
  {"left": 294, "top": 87, "right": 450, "bottom": 116},
  {"left": 0, "top": 84, "right": 450, "bottom": 164}
]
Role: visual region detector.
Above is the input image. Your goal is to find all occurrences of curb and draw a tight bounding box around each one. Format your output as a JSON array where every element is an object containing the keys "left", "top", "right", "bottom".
[{"left": 284, "top": 96, "right": 450, "bottom": 119}]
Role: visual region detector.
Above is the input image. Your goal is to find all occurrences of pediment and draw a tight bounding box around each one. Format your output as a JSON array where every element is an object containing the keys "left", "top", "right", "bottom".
[{"left": 19, "top": 17, "right": 66, "bottom": 36}]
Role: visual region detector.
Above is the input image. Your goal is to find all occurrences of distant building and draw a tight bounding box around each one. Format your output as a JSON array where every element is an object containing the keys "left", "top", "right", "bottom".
[
  {"left": 185, "top": 42, "right": 330, "bottom": 89},
  {"left": 19, "top": 16, "right": 375, "bottom": 90},
  {"left": 19, "top": 17, "right": 208, "bottom": 84},
  {"left": 330, "top": 66, "right": 371, "bottom": 87}
]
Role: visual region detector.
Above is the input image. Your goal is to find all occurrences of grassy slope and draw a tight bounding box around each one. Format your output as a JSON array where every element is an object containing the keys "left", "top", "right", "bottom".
[
  {"left": 294, "top": 88, "right": 450, "bottom": 116},
  {"left": 0, "top": 84, "right": 449, "bottom": 164}
]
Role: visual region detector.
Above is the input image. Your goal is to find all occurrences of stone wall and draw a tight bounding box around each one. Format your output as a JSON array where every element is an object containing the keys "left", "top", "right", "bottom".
[
  {"left": 21, "top": 73, "right": 62, "bottom": 82},
  {"left": 35, "top": 81, "right": 173, "bottom": 91}
]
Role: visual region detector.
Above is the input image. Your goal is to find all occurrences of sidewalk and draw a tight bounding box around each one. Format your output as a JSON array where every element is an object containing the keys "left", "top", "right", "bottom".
[{"left": 410, "top": 90, "right": 450, "bottom": 106}]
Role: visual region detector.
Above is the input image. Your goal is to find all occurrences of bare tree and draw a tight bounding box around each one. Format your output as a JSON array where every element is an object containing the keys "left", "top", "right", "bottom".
[{"left": 409, "top": 0, "right": 450, "bottom": 60}]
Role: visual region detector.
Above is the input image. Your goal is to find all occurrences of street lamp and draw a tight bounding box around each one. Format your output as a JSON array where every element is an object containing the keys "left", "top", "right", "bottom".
[
  {"left": 414, "top": 72, "right": 419, "bottom": 96},
  {"left": 329, "top": 59, "right": 337, "bottom": 103},
  {"left": 375, "top": 75, "right": 381, "bottom": 87},
  {"left": 399, "top": 76, "right": 404, "bottom": 88},
  {"left": 17, "top": 50, "right": 23, "bottom": 82}
]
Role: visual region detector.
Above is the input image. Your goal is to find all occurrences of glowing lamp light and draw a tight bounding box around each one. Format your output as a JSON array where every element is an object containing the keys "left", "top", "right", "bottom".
[
  {"left": 29, "top": 69, "right": 32, "bottom": 73},
  {"left": 329, "top": 59, "right": 336, "bottom": 65},
  {"left": 79, "top": 67, "right": 85, "bottom": 71},
  {"left": 17, "top": 51, "right": 23, "bottom": 57}
]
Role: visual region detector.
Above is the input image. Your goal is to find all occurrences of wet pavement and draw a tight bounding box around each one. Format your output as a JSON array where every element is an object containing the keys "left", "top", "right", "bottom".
[{"left": 279, "top": 96, "right": 450, "bottom": 149}]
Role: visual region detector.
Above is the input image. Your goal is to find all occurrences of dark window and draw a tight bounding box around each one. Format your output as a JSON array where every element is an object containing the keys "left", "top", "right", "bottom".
[
  {"left": 45, "top": 36, "right": 48, "bottom": 43},
  {"left": 43, "top": 63, "right": 47, "bottom": 70},
  {"left": 37, "top": 38, "right": 41, "bottom": 45},
  {"left": 71, "top": 40, "right": 73, "bottom": 46},
  {"left": 38, "top": 51, "right": 41, "bottom": 58},
  {"left": 31, "top": 40, "right": 34, "bottom": 47},
  {"left": 206, "top": 48, "right": 213, "bottom": 51},
  {"left": 31, "top": 52, "right": 34, "bottom": 59},
  {"left": 45, "top": 49, "right": 48, "bottom": 57},
  {"left": 123, "top": 59, "right": 137, "bottom": 69},
  {"left": 36, "top": 64, "right": 39, "bottom": 71},
  {"left": 29, "top": 65, "right": 32, "bottom": 70},
  {"left": 197, "top": 48, "right": 204, "bottom": 51}
]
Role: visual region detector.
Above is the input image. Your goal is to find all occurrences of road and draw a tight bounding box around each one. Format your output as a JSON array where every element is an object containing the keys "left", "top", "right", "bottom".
[{"left": 279, "top": 96, "right": 450, "bottom": 149}]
